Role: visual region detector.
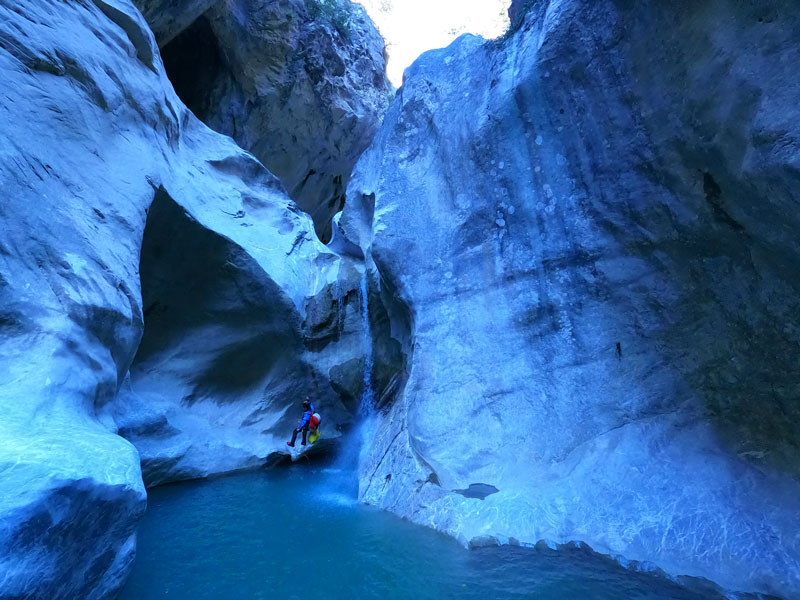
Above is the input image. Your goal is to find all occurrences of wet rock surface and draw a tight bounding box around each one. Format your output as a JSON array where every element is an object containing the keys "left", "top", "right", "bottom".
[{"left": 349, "top": 1, "right": 800, "bottom": 597}]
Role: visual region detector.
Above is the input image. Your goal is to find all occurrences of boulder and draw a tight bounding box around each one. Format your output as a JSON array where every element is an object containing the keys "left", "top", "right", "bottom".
[{"left": 348, "top": 1, "right": 800, "bottom": 597}]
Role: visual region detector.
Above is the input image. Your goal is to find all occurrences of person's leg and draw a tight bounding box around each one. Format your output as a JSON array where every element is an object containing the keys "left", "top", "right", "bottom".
[
  {"left": 288, "top": 428, "right": 300, "bottom": 446},
  {"left": 301, "top": 425, "right": 308, "bottom": 445}
]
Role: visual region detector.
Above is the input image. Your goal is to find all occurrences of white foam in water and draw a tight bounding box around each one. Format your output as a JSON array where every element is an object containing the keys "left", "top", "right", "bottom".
[{"left": 317, "top": 492, "right": 359, "bottom": 507}]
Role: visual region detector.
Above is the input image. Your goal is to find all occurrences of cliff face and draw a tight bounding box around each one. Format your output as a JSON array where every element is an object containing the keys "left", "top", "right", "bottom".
[
  {"left": 132, "top": 0, "right": 217, "bottom": 45},
  {"left": 348, "top": 1, "right": 800, "bottom": 596},
  {"left": 0, "top": 0, "right": 370, "bottom": 596},
  {"left": 134, "top": 0, "right": 394, "bottom": 241}
]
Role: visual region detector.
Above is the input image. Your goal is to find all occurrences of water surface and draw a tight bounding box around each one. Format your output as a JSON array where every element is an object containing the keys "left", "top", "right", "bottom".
[{"left": 120, "top": 465, "right": 723, "bottom": 600}]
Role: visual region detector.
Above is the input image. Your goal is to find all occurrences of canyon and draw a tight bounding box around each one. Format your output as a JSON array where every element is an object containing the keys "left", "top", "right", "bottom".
[{"left": 1, "top": 0, "right": 798, "bottom": 598}]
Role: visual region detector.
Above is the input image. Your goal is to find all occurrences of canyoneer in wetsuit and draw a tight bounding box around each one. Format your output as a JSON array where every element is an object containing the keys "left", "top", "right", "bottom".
[{"left": 287, "top": 398, "right": 315, "bottom": 447}]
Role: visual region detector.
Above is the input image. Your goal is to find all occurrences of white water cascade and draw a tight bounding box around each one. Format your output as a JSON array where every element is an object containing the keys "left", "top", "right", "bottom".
[
  {"left": 323, "top": 271, "right": 377, "bottom": 500},
  {"left": 359, "top": 273, "right": 375, "bottom": 415}
]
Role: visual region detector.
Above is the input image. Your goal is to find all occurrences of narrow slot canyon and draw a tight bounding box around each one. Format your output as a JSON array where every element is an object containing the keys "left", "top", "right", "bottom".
[{"left": 1, "top": 1, "right": 799, "bottom": 599}]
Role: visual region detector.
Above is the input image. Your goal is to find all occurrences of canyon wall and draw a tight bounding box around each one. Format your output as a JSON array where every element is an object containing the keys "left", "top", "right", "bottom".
[
  {"left": 0, "top": 0, "right": 375, "bottom": 596},
  {"left": 349, "top": 1, "right": 800, "bottom": 597}
]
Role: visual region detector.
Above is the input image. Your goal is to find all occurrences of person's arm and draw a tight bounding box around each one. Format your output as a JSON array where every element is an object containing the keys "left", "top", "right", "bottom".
[
  {"left": 310, "top": 401, "right": 315, "bottom": 413},
  {"left": 298, "top": 411, "right": 310, "bottom": 428}
]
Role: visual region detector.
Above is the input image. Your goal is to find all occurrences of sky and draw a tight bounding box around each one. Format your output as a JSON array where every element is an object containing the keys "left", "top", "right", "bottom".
[{"left": 357, "top": 0, "right": 511, "bottom": 86}]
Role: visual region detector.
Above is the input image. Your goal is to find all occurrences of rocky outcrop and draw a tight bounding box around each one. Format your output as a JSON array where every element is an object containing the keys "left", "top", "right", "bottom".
[
  {"left": 348, "top": 1, "right": 800, "bottom": 597},
  {"left": 108, "top": 185, "right": 364, "bottom": 487},
  {"left": 506, "top": 0, "right": 528, "bottom": 30},
  {"left": 133, "top": 0, "right": 393, "bottom": 241},
  {"left": 0, "top": 0, "right": 368, "bottom": 596}
]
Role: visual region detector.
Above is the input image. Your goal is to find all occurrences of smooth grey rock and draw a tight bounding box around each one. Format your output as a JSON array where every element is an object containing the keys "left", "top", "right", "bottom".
[
  {"left": 349, "top": 1, "right": 800, "bottom": 597},
  {"left": 133, "top": 0, "right": 393, "bottom": 241},
  {"left": 0, "top": 0, "right": 161, "bottom": 595},
  {"left": 110, "top": 188, "right": 369, "bottom": 484},
  {"left": 0, "top": 0, "right": 365, "bottom": 596}
]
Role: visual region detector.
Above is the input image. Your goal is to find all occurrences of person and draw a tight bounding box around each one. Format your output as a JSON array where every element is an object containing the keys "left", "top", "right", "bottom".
[{"left": 287, "top": 398, "right": 315, "bottom": 447}]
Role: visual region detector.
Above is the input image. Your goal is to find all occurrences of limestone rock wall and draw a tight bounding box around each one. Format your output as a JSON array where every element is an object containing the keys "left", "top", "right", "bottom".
[
  {"left": 348, "top": 1, "right": 800, "bottom": 597},
  {"left": 108, "top": 184, "right": 364, "bottom": 487},
  {"left": 0, "top": 0, "right": 366, "bottom": 596},
  {"left": 133, "top": 0, "right": 394, "bottom": 241}
]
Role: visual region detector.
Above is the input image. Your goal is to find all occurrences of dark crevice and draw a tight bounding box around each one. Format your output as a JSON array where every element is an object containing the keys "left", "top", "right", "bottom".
[
  {"left": 454, "top": 483, "right": 500, "bottom": 501},
  {"left": 300, "top": 169, "right": 317, "bottom": 187},
  {"left": 160, "top": 15, "right": 225, "bottom": 119},
  {"left": 369, "top": 267, "right": 412, "bottom": 412},
  {"left": 702, "top": 172, "right": 745, "bottom": 232}
]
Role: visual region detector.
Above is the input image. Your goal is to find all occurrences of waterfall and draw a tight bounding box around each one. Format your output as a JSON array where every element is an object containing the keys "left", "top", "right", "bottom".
[
  {"left": 321, "top": 271, "right": 376, "bottom": 500},
  {"left": 359, "top": 273, "right": 375, "bottom": 415}
]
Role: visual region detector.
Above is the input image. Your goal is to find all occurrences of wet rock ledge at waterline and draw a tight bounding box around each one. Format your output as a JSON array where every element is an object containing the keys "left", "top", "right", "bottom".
[{"left": 1, "top": 0, "right": 800, "bottom": 599}]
